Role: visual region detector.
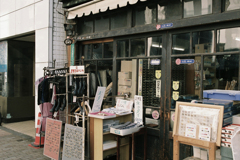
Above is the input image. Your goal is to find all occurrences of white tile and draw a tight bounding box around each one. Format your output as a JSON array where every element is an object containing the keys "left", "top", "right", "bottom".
[
  {"left": 0, "top": 0, "right": 15, "bottom": 16},
  {"left": 15, "top": 5, "right": 35, "bottom": 34},
  {"left": 0, "top": 12, "right": 16, "bottom": 39},
  {"left": 35, "top": 28, "right": 53, "bottom": 63},
  {"left": 16, "top": 0, "right": 35, "bottom": 10},
  {"left": 35, "top": 0, "right": 51, "bottom": 29}
]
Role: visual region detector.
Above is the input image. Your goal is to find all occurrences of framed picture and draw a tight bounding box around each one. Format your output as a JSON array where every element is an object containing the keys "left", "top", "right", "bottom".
[{"left": 173, "top": 102, "right": 224, "bottom": 146}]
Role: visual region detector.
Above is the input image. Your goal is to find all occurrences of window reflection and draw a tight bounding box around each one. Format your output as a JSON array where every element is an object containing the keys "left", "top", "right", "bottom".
[
  {"left": 157, "top": 1, "right": 182, "bottom": 21},
  {"left": 117, "top": 40, "right": 129, "bottom": 57},
  {"left": 172, "top": 33, "right": 190, "bottom": 54},
  {"left": 184, "top": 0, "right": 212, "bottom": 18},
  {"left": 111, "top": 11, "right": 128, "bottom": 30},
  {"left": 92, "top": 43, "right": 102, "bottom": 59},
  {"left": 83, "top": 44, "right": 91, "bottom": 60},
  {"left": 104, "top": 42, "right": 113, "bottom": 58},
  {"left": 217, "top": 27, "right": 240, "bottom": 52},
  {"left": 203, "top": 55, "right": 239, "bottom": 90},
  {"left": 131, "top": 38, "right": 145, "bottom": 57},
  {"left": 133, "top": 4, "right": 156, "bottom": 26},
  {"left": 95, "top": 16, "right": 109, "bottom": 32},
  {"left": 193, "top": 30, "right": 214, "bottom": 53},
  {"left": 148, "top": 37, "right": 162, "bottom": 56},
  {"left": 225, "top": 0, "right": 240, "bottom": 11},
  {"left": 80, "top": 20, "right": 93, "bottom": 34}
]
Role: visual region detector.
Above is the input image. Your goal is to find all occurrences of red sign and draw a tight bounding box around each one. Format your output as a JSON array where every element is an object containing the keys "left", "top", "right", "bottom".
[
  {"left": 69, "top": 66, "right": 85, "bottom": 74},
  {"left": 43, "top": 118, "right": 62, "bottom": 160}
]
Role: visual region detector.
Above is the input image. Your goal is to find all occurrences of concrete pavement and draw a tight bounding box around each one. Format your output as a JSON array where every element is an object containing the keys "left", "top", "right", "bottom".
[{"left": 0, "top": 126, "right": 50, "bottom": 160}]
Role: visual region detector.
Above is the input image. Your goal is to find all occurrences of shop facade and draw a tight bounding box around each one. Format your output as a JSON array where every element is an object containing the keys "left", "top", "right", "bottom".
[{"left": 63, "top": 0, "right": 240, "bottom": 159}]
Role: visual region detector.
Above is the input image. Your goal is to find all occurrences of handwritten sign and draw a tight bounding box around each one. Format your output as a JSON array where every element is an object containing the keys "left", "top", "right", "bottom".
[
  {"left": 134, "top": 95, "right": 143, "bottom": 124},
  {"left": 91, "top": 87, "right": 106, "bottom": 113},
  {"left": 62, "top": 124, "right": 84, "bottom": 160},
  {"left": 116, "top": 99, "right": 133, "bottom": 112},
  {"left": 44, "top": 118, "right": 62, "bottom": 160}
]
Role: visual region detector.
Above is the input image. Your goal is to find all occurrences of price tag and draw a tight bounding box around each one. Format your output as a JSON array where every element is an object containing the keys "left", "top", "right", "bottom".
[
  {"left": 73, "top": 96, "right": 76, "bottom": 102},
  {"left": 50, "top": 83, "right": 53, "bottom": 89},
  {"left": 53, "top": 112, "right": 58, "bottom": 118}
]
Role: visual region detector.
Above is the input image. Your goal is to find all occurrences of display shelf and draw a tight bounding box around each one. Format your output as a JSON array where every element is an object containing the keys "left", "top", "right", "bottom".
[
  {"left": 103, "top": 143, "right": 129, "bottom": 151},
  {"left": 90, "top": 114, "right": 132, "bottom": 160}
]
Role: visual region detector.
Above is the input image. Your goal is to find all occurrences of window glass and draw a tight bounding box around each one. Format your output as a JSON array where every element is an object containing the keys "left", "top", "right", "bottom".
[
  {"left": 157, "top": 1, "right": 182, "bottom": 21},
  {"left": 80, "top": 20, "right": 93, "bottom": 34},
  {"left": 133, "top": 4, "right": 156, "bottom": 26},
  {"left": 193, "top": 30, "right": 214, "bottom": 53},
  {"left": 217, "top": 27, "right": 240, "bottom": 52},
  {"left": 92, "top": 43, "right": 102, "bottom": 59},
  {"left": 172, "top": 33, "right": 190, "bottom": 55},
  {"left": 184, "top": 0, "right": 212, "bottom": 18},
  {"left": 131, "top": 38, "right": 145, "bottom": 57},
  {"left": 111, "top": 11, "right": 128, "bottom": 30},
  {"left": 117, "top": 40, "right": 129, "bottom": 57},
  {"left": 171, "top": 56, "right": 200, "bottom": 110},
  {"left": 97, "top": 61, "right": 113, "bottom": 88},
  {"left": 203, "top": 55, "right": 239, "bottom": 90},
  {"left": 104, "top": 42, "right": 113, "bottom": 58},
  {"left": 148, "top": 36, "right": 162, "bottom": 56},
  {"left": 95, "top": 16, "right": 109, "bottom": 32},
  {"left": 225, "top": 0, "right": 240, "bottom": 11},
  {"left": 83, "top": 44, "right": 91, "bottom": 60}
]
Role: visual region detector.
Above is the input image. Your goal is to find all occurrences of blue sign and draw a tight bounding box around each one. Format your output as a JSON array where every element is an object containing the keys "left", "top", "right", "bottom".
[
  {"left": 180, "top": 59, "right": 195, "bottom": 64},
  {"left": 0, "top": 64, "right": 7, "bottom": 72},
  {"left": 161, "top": 23, "right": 173, "bottom": 28},
  {"left": 150, "top": 59, "right": 160, "bottom": 65}
]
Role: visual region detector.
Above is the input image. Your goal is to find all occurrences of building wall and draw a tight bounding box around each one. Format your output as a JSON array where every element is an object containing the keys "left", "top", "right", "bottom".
[{"left": 0, "top": 0, "right": 66, "bottom": 126}]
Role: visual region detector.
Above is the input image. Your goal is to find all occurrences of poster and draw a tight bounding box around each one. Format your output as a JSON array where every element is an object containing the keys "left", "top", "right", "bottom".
[
  {"left": 43, "top": 118, "right": 62, "bottom": 160},
  {"left": 62, "top": 124, "right": 84, "bottom": 160},
  {"left": 91, "top": 87, "right": 106, "bottom": 113},
  {"left": 134, "top": 95, "right": 143, "bottom": 124}
]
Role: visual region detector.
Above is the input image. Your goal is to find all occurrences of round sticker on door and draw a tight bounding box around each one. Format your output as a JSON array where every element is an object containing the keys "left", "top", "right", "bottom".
[
  {"left": 176, "top": 58, "right": 181, "bottom": 65},
  {"left": 152, "top": 110, "right": 159, "bottom": 119}
]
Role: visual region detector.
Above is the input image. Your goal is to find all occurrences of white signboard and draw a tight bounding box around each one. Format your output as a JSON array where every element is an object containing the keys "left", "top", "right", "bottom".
[
  {"left": 156, "top": 80, "right": 161, "bottom": 98},
  {"left": 69, "top": 66, "right": 85, "bottom": 74},
  {"left": 91, "top": 87, "right": 106, "bottom": 113},
  {"left": 116, "top": 99, "right": 133, "bottom": 112},
  {"left": 134, "top": 95, "right": 143, "bottom": 124}
]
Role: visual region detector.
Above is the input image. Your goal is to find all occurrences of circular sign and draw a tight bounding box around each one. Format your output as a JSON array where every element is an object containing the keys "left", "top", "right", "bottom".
[
  {"left": 152, "top": 110, "right": 159, "bottom": 120},
  {"left": 176, "top": 58, "right": 181, "bottom": 65}
]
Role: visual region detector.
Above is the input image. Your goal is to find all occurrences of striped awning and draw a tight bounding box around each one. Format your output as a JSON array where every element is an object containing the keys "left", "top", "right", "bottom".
[{"left": 67, "top": 0, "right": 147, "bottom": 19}]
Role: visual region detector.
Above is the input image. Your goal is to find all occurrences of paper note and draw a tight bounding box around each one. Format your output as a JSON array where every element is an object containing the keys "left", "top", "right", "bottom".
[
  {"left": 185, "top": 123, "right": 197, "bottom": 138},
  {"left": 199, "top": 125, "right": 211, "bottom": 141},
  {"left": 91, "top": 87, "right": 106, "bottom": 113}
]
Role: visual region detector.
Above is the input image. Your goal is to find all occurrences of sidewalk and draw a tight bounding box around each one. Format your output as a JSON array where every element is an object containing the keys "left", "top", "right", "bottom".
[{"left": 0, "top": 124, "right": 50, "bottom": 160}]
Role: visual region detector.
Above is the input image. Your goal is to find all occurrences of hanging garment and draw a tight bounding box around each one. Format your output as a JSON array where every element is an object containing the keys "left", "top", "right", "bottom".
[
  {"left": 90, "top": 73, "right": 96, "bottom": 96},
  {"left": 51, "top": 84, "right": 56, "bottom": 105},
  {"left": 39, "top": 102, "right": 53, "bottom": 132},
  {"left": 99, "top": 70, "right": 107, "bottom": 87}
]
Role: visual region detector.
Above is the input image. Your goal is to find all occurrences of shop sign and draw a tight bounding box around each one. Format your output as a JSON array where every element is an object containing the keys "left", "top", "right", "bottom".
[
  {"left": 156, "top": 80, "right": 161, "bottom": 98},
  {"left": 176, "top": 58, "right": 195, "bottom": 65},
  {"left": 150, "top": 59, "right": 160, "bottom": 65},
  {"left": 134, "top": 95, "right": 143, "bottom": 124},
  {"left": 69, "top": 66, "right": 85, "bottom": 74},
  {"left": 155, "top": 70, "right": 161, "bottom": 79},
  {"left": 156, "top": 23, "right": 173, "bottom": 30},
  {"left": 152, "top": 110, "right": 159, "bottom": 120},
  {"left": 172, "top": 91, "right": 179, "bottom": 101},
  {"left": 172, "top": 81, "right": 179, "bottom": 90},
  {"left": 70, "top": 44, "right": 75, "bottom": 66}
]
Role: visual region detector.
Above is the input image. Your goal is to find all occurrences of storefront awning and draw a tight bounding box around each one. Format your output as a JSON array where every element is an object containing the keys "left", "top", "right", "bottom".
[{"left": 67, "top": 0, "right": 147, "bottom": 19}]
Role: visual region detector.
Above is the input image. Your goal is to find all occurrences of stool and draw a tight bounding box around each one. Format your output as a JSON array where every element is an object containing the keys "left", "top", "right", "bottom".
[{"left": 116, "top": 127, "right": 147, "bottom": 160}]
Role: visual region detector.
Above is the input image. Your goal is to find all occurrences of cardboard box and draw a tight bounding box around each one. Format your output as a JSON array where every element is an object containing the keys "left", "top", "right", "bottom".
[
  {"left": 121, "top": 61, "right": 132, "bottom": 72},
  {"left": 233, "top": 114, "right": 240, "bottom": 124},
  {"left": 118, "top": 85, "right": 131, "bottom": 93},
  {"left": 118, "top": 79, "right": 132, "bottom": 86},
  {"left": 118, "top": 72, "right": 132, "bottom": 79}
]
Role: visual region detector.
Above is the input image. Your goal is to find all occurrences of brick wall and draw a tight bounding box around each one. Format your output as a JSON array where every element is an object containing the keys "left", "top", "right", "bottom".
[{"left": 53, "top": 0, "right": 67, "bottom": 68}]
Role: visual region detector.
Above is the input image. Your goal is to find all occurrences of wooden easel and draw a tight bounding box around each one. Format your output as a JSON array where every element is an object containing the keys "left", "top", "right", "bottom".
[{"left": 173, "top": 135, "right": 217, "bottom": 160}]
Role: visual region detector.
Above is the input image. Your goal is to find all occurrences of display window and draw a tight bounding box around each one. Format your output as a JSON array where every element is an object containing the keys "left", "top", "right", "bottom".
[
  {"left": 224, "top": 0, "right": 240, "bottom": 11},
  {"left": 192, "top": 30, "right": 214, "bottom": 53},
  {"left": 183, "top": 0, "right": 212, "bottom": 18},
  {"left": 172, "top": 33, "right": 190, "bottom": 54}
]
